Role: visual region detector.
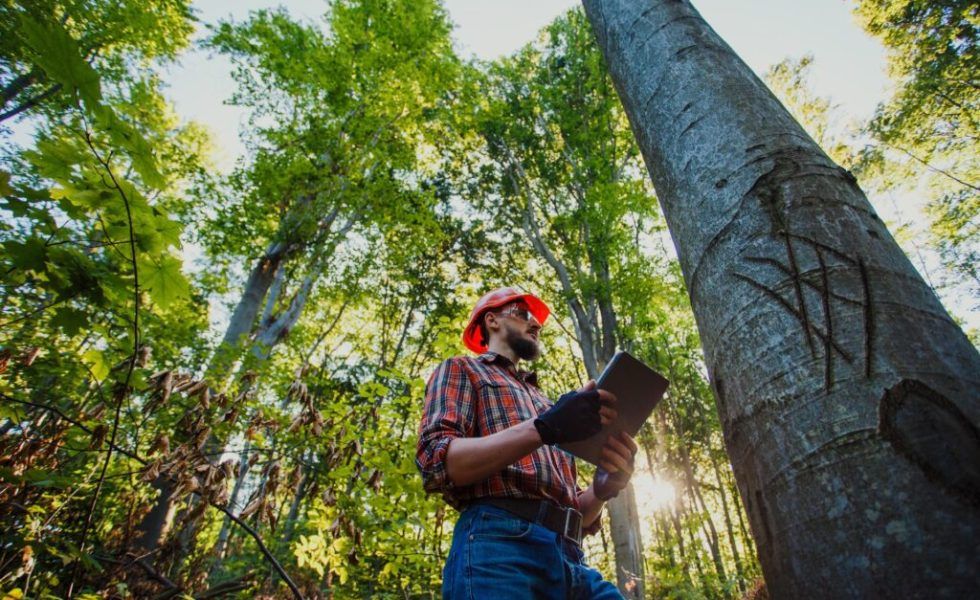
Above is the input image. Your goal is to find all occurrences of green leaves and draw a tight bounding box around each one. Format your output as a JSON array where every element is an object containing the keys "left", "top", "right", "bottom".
[
  {"left": 18, "top": 14, "right": 102, "bottom": 112},
  {"left": 81, "top": 348, "right": 110, "bottom": 381},
  {"left": 138, "top": 254, "right": 190, "bottom": 309},
  {"left": 50, "top": 307, "right": 89, "bottom": 337},
  {"left": 853, "top": 0, "right": 979, "bottom": 305}
]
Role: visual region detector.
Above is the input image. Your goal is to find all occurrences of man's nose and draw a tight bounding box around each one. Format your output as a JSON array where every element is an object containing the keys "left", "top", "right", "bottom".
[{"left": 528, "top": 316, "right": 542, "bottom": 330}]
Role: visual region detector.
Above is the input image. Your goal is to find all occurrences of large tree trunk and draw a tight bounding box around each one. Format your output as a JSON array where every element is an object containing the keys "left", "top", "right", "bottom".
[{"left": 582, "top": 1, "right": 980, "bottom": 597}]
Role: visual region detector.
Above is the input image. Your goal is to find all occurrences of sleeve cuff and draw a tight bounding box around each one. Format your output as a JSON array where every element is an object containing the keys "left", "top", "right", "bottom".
[{"left": 419, "top": 434, "right": 456, "bottom": 494}]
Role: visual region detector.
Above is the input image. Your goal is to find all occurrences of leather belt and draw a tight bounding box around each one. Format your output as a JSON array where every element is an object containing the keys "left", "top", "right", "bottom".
[{"left": 478, "top": 498, "right": 583, "bottom": 545}]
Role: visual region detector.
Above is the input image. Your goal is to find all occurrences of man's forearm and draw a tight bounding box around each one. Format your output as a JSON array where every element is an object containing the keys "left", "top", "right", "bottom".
[
  {"left": 577, "top": 485, "right": 604, "bottom": 529},
  {"left": 445, "top": 418, "right": 543, "bottom": 487}
]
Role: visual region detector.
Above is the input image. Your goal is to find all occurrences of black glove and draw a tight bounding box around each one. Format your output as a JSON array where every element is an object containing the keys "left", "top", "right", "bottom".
[
  {"left": 593, "top": 468, "right": 630, "bottom": 501},
  {"left": 534, "top": 389, "right": 602, "bottom": 445}
]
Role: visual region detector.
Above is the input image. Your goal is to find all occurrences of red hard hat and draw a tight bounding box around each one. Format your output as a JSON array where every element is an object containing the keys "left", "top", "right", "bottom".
[{"left": 462, "top": 287, "right": 550, "bottom": 354}]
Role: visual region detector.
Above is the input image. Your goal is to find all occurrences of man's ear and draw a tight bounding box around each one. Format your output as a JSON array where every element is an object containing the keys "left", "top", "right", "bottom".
[{"left": 484, "top": 311, "right": 500, "bottom": 334}]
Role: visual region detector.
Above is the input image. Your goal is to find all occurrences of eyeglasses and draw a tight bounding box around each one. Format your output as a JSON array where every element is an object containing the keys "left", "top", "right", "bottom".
[{"left": 499, "top": 305, "right": 536, "bottom": 322}]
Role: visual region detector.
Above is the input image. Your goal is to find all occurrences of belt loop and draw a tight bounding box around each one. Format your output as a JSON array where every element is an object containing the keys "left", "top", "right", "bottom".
[{"left": 535, "top": 500, "right": 549, "bottom": 523}]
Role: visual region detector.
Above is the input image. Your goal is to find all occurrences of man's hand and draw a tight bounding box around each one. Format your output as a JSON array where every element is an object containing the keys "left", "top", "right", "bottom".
[
  {"left": 593, "top": 431, "right": 638, "bottom": 501},
  {"left": 534, "top": 380, "right": 617, "bottom": 445}
]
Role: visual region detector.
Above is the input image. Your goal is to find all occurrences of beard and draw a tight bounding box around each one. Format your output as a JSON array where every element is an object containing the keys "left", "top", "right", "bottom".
[{"left": 505, "top": 327, "right": 541, "bottom": 361}]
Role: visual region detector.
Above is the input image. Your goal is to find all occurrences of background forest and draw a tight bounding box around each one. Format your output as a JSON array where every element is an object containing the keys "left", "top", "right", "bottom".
[{"left": 0, "top": 0, "right": 976, "bottom": 598}]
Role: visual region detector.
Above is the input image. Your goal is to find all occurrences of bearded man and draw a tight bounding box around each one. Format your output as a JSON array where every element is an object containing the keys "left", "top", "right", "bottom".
[{"left": 417, "top": 287, "right": 637, "bottom": 599}]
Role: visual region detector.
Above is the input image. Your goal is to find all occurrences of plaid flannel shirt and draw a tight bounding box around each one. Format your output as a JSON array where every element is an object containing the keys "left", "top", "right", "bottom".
[{"left": 416, "top": 352, "right": 591, "bottom": 518}]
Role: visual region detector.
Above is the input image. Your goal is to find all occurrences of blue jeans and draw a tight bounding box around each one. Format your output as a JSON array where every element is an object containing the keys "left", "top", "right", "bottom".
[{"left": 442, "top": 503, "right": 624, "bottom": 599}]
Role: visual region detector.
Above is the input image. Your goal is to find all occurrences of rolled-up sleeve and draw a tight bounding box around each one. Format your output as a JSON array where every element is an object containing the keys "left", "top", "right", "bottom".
[{"left": 416, "top": 358, "right": 476, "bottom": 495}]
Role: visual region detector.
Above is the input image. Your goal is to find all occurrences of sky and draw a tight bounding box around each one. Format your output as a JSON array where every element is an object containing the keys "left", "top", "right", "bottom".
[{"left": 162, "top": 0, "right": 891, "bottom": 172}]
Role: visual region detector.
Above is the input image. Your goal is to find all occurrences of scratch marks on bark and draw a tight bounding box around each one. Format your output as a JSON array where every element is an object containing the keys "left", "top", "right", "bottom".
[
  {"left": 627, "top": 6, "right": 657, "bottom": 37},
  {"left": 878, "top": 379, "right": 980, "bottom": 508},
  {"left": 732, "top": 271, "right": 852, "bottom": 363},
  {"left": 766, "top": 428, "right": 877, "bottom": 489},
  {"left": 859, "top": 259, "right": 874, "bottom": 378},
  {"left": 817, "top": 249, "right": 833, "bottom": 389},
  {"left": 680, "top": 115, "right": 704, "bottom": 138},
  {"left": 717, "top": 148, "right": 878, "bottom": 390},
  {"left": 743, "top": 256, "right": 862, "bottom": 307},
  {"left": 629, "top": 14, "right": 705, "bottom": 46},
  {"left": 736, "top": 231, "right": 878, "bottom": 391},
  {"left": 674, "top": 44, "right": 698, "bottom": 59},
  {"left": 783, "top": 231, "right": 815, "bottom": 356}
]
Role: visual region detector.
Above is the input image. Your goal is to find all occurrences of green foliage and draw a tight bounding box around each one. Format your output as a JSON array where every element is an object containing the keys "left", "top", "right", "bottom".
[
  {"left": 853, "top": 0, "right": 978, "bottom": 304},
  {"left": 1, "top": 0, "right": 194, "bottom": 125},
  {"left": 764, "top": 55, "right": 855, "bottom": 166},
  {"left": 0, "top": 1, "right": 206, "bottom": 596}
]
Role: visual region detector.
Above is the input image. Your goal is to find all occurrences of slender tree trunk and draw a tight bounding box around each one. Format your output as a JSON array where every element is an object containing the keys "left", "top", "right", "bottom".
[
  {"left": 681, "top": 496, "right": 709, "bottom": 594},
  {"left": 583, "top": 1, "right": 980, "bottom": 596},
  {"left": 668, "top": 503, "right": 691, "bottom": 585},
  {"left": 283, "top": 456, "right": 312, "bottom": 544},
  {"left": 668, "top": 400, "right": 729, "bottom": 591},
  {"left": 711, "top": 450, "right": 746, "bottom": 592},
  {"left": 210, "top": 240, "right": 292, "bottom": 375},
  {"left": 683, "top": 454, "right": 728, "bottom": 593},
  {"left": 732, "top": 477, "right": 755, "bottom": 569},
  {"left": 134, "top": 240, "right": 292, "bottom": 553},
  {"left": 606, "top": 483, "right": 644, "bottom": 598},
  {"left": 210, "top": 441, "right": 253, "bottom": 563},
  {"left": 521, "top": 189, "right": 646, "bottom": 597}
]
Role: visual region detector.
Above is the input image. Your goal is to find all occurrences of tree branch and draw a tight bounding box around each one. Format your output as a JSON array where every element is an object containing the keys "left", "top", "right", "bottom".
[
  {"left": 69, "top": 132, "right": 142, "bottom": 598},
  {"left": 0, "top": 83, "right": 62, "bottom": 122},
  {"left": 211, "top": 504, "right": 303, "bottom": 599},
  {"left": 888, "top": 143, "right": 979, "bottom": 192}
]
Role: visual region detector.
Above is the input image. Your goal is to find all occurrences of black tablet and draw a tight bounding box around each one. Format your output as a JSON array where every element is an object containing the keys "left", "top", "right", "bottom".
[{"left": 558, "top": 351, "right": 669, "bottom": 465}]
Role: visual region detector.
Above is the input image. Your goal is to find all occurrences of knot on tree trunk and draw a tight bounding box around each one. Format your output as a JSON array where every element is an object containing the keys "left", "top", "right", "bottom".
[{"left": 878, "top": 378, "right": 980, "bottom": 508}]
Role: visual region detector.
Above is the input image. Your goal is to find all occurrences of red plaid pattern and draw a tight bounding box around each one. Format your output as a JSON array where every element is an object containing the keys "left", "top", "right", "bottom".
[{"left": 416, "top": 352, "right": 582, "bottom": 511}]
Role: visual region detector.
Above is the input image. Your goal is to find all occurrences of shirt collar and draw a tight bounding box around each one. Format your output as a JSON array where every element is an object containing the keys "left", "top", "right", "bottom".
[{"left": 477, "top": 351, "right": 540, "bottom": 387}]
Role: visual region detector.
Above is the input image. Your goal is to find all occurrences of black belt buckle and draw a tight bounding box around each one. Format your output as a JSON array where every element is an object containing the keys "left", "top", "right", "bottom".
[{"left": 561, "top": 506, "right": 583, "bottom": 544}]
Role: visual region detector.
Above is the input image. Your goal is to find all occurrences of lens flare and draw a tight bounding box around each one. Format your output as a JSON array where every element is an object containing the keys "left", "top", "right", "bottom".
[{"left": 633, "top": 473, "right": 676, "bottom": 513}]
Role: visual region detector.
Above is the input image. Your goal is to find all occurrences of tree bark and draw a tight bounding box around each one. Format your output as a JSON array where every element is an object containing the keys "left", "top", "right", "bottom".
[
  {"left": 209, "top": 240, "right": 292, "bottom": 374},
  {"left": 606, "top": 483, "right": 644, "bottom": 598},
  {"left": 582, "top": 1, "right": 980, "bottom": 597}
]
